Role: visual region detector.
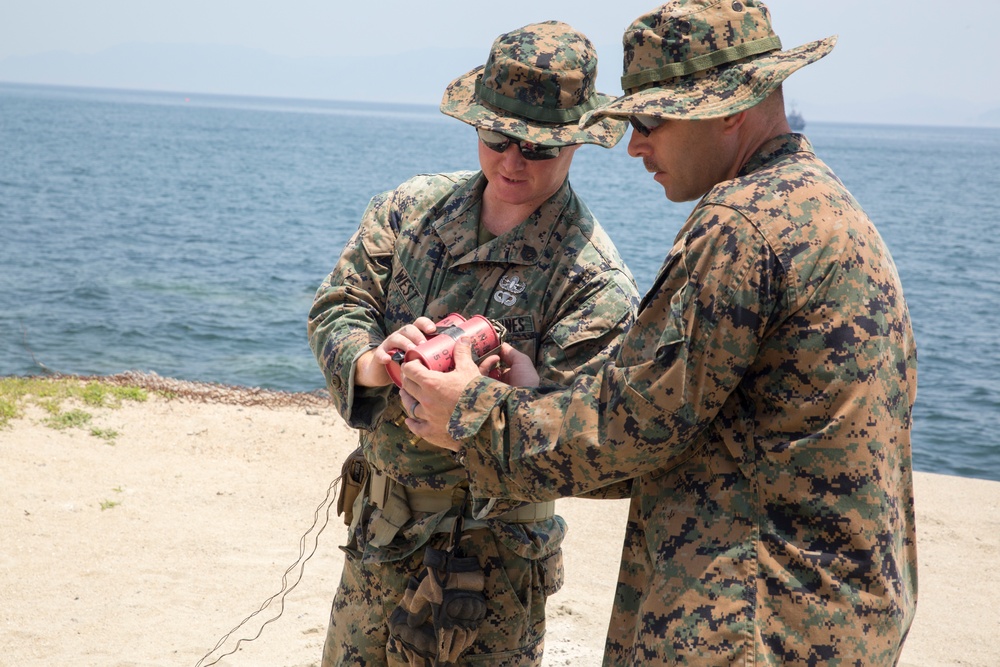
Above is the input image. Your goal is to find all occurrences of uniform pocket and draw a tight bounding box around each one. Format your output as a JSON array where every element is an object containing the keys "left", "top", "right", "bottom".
[
  {"left": 453, "top": 528, "right": 554, "bottom": 659},
  {"left": 463, "top": 636, "right": 544, "bottom": 666},
  {"left": 538, "top": 549, "right": 564, "bottom": 596}
]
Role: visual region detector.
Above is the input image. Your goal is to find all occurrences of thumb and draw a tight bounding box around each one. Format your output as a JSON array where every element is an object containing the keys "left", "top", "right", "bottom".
[{"left": 452, "top": 336, "right": 479, "bottom": 371}]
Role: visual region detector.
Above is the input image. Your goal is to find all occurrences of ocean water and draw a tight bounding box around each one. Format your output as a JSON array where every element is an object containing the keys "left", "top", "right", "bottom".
[{"left": 2, "top": 82, "right": 999, "bottom": 481}]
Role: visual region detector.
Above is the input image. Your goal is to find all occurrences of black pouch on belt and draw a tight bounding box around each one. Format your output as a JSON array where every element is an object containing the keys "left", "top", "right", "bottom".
[
  {"left": 387, "top": 495, "right": 487, "bottom": 666},
  {"left": 336, "top": 446, "right": 369, "bottom": 527}
]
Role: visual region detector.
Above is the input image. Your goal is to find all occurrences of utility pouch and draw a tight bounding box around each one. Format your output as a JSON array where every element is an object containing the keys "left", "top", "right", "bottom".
[
  {"left": 337, "top": 446, "right": 369, "bottom": 527},
  {"left": 387, "top": 494, "right": 486, "bottom": 666}
]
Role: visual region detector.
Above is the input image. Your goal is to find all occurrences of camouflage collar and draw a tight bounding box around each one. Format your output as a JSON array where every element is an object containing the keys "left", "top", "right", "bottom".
[
  {"left": 432, "top": 172, "right": 571, "bottom": 266},
  {"left": 738, "top": 133, "right": 814, "bottom": 178}
]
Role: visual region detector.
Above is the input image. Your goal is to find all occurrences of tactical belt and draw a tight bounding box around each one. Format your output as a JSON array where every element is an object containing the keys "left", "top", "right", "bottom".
[{"left": 368, "top": 467, "right": 554, "bottom": 524}]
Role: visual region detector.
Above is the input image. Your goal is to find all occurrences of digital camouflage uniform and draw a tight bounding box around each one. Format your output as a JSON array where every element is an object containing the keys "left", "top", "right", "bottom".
[
  {"left": 438, "top": 3, "right": 919, "bottom": 666},
  {"left": 308, "top": 21, "right": 634, "bottom": 666},
  {"left": 309, "top": 171, "right": 637, "bottom": 665},
  {"left": 450, "top": 133, "right": 918, "bottom": 667}
]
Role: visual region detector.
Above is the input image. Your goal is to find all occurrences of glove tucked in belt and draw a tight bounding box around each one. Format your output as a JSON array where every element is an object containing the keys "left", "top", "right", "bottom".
[{"left": 387, "top": 546, "right": 487, "bottom": 666}]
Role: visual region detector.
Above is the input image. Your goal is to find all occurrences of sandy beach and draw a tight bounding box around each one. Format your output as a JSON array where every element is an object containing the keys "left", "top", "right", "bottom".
[{"left": 1, "top": 376, "right": 997, "bottom": 666}]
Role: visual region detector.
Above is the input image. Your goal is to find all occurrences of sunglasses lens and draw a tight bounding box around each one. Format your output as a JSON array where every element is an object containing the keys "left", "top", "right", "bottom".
[
  {"left": 477, "top": 128, "right": 561, "bottom": 160},
  {"left": 629, "top": 116, "right": 650, "bottom": 136},
  {"left": 519, "top": 142, "right": 561, "bottom": 161},
  {"left": 629, "top": 115, "right": 662, "bottom": 136},
  {"left": 477, "top": 128, "right": 510, "bottom": 153}
]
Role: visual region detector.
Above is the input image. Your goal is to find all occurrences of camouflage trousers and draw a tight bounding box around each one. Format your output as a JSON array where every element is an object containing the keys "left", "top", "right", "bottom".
[{"left": 321, "top": 525, "right": 559, "bottom": 666}]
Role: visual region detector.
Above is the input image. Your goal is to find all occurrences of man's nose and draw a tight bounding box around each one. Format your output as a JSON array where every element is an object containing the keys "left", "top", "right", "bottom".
[{"left": 626, "top": 129, "right": 647, "bottom": 158}]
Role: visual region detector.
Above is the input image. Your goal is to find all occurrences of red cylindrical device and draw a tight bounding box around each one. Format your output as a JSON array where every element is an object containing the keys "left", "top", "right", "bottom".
[{"left": 385, "top": 314, "right": 503, "bottom": 387}]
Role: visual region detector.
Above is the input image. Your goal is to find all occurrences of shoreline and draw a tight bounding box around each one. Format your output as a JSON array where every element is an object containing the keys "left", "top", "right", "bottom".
[{"left": 1, "top": 377, "right": 998, "bottom": 665}]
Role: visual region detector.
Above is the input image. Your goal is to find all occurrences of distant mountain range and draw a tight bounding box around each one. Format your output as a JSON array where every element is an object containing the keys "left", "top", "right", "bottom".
[
  {"left": 0, "top": 42, "right": 483, "bottom": 106},
  {"left": 3, "top": 42, "right": 999, "bottom": 128},
  {"left": 977, "top": 107, "right": 1000, "bottom": 125}
]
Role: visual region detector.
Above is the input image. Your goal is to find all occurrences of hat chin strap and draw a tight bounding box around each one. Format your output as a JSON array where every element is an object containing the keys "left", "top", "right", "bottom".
[
  {"left": 621, "top": 35, "right": 782, "bottom": 93},
  {"left": 474, "top": 79, "right": 599, "bottom": 124}
]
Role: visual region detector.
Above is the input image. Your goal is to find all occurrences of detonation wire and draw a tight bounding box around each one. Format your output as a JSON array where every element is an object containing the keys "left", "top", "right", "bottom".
[{"left": 194, "top": 474, "right": 342, "bottom": 667}]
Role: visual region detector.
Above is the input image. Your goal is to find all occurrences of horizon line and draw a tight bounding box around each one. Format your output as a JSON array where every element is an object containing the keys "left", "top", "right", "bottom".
[{"left": 3, "top": 79, "right": 999, "bottom": 132}]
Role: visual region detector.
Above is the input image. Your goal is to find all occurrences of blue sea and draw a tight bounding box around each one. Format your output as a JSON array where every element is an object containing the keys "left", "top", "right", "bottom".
[{"left": 2, "top": 82, "right": 999, "bottom": 482}]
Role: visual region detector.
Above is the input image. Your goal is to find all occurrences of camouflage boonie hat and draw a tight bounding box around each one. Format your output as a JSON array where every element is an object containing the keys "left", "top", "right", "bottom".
[
  {"left": 441, "top": 21, "right": 626, "bottom": 148},
  {"left": 580, "top": 0, "right": 837, "bottom": 127}
]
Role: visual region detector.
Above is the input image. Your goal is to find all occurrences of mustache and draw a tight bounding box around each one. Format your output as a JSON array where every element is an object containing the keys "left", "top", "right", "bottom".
[{"left": 643, "top": 158, "right": 660, "bottom": 173}]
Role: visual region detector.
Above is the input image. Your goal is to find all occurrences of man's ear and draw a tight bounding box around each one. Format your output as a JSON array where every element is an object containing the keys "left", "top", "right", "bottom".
[{"left": 721, "top": 110, "right": 747, "bottom": 133}]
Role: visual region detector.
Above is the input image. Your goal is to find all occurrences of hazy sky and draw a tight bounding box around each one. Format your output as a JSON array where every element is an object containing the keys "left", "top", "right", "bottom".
[{"left": 2, "top": 0, "right": 998, "bottom": 126}]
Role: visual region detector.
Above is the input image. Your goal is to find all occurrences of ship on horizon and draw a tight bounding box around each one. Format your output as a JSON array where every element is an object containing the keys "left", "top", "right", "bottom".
[{"left": 788, "top": 104, "right": 806, "bottom": 131}]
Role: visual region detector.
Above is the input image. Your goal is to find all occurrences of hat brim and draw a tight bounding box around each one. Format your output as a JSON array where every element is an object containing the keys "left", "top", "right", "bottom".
[
  {"left": 441, "top": 66, "right": 626, "bottom": 148},
  {"left": 581, "top": 35, "right": 837, "bottom": 127}
]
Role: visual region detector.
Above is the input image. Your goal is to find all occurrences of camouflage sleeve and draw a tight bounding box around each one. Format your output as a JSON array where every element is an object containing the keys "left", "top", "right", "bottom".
[
  {"left": 535, "top": 269, "right": 639, "bottom": 500},
  {"left": 452, "top": 203, "right": 783, "bottom": 500},
  {"left": 307, "top": 190, "right": 398, "bottom": 428}
]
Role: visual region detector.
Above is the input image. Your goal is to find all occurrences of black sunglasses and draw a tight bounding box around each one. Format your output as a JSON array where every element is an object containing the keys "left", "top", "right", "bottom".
[
  {"left": 628, "top": 115, "right": 664, "bottom": 137},
  {"left": 477, "top": 128, "right": 563, "bottom": 160}
]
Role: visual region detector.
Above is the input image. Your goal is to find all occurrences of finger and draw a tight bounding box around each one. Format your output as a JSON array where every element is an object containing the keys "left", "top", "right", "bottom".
[
  {"left": 477, "top": 353, "right": 500, "bottom": 376},
  {"left": 398, "top": 388, "right": 417, "bottom": 416},
  {"left": 451, "top": 336, "right": 478, "bottom": 371},
  {"left": 498, "top": 342, "right": 527, "bottom": 365},
  {"left": 374, "top": 345, "right": 405, "bottom": 366},
  {"left": 400, "top": 388, "right": 414, "bottom": 404},
  {"left": 398, "top": 323, "right": 430, "bottom": 345},
  {"left": 412, "top": 316, "right": 438, "bottom": 335},
  {"left": 398, "top": 363, "right": 434, "bottom": 405},
  {"left": 404, "top": 418, "right": 462, "bottom": 452},
  {"left": 375, "top": 335, "right": 415, "bottom": 365}
]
